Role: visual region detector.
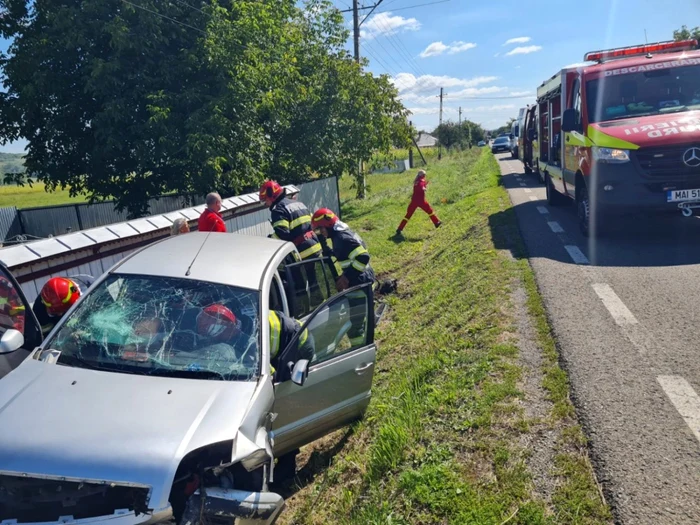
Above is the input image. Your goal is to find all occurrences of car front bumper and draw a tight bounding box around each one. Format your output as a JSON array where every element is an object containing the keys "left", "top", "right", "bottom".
[
  {"left": 589, "top": 160, "right": 700, "bottom": 213},
  {"left": 492, "top": 146, "right": 509, "bottom": 152},
  {"left": 181, "top": 487, "right": 285, "bottom": 524}
]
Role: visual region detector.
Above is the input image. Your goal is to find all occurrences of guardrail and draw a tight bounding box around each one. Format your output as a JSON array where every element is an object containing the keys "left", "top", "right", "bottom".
[{"left": 0, "top": 177, "right": 340, "bottom": 303}]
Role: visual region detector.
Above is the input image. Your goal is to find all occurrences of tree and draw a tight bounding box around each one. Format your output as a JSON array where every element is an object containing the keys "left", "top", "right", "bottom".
[
  {"left": 493, "top": 118, "right": 516, "bottom": 137},
  {"left": 432, "top": 120, "right": 485, "bottom": 150},
  {"left": 0, "top": 0, "right": 409, "bottom": 214},
  {"left": 673, "top": 25, "right": 700, "bottom": 48}
]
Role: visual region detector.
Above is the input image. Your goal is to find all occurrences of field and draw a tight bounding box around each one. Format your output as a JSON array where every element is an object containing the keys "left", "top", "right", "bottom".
[
  {"left": 278, "top": 148, "right": 611, "bottom": 524},
  {"left": 0, "top": 183, "right": 86, "bottom": 208}
]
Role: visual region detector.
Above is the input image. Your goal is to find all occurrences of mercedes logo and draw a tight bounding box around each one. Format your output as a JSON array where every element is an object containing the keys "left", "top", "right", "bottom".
[{"left": 683, "top": 147, "right": 700, "bottom": 168}]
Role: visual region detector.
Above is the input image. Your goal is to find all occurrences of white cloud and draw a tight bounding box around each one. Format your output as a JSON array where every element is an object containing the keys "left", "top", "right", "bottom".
[
  {"left": 503, "top": 36, "right": 531, "bottom": 46},
  {"left": 361, "top": 12, "right": 421, "bottom": 40},
  {"left": 509, "top": 90, "right": 533, "bottom": 97},
  {"left": 494, "top": 52, "right": 500, "bottom": 58},
  {"left": 505, "top": 45, "right": 542, "bottom": 56},
  {"left": 419, "top": 41, "right": 477, "bottom": 58},
  {"left": 391, "top": 73, "right": 498, "bottom": 94}
]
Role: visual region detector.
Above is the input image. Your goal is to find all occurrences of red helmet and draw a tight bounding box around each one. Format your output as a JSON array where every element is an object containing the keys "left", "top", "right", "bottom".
[
  {"left": 259, "top": 180, "right": 283, "bottom": 206},
  {"left": 311, "top": 208, "right": 338, "bottom": 229},
  {"left": 41, "top": 277, "right": 81, "bottom": 316},
  {"left": 196, "top": 304, "right": 240, "bottom": 342}
]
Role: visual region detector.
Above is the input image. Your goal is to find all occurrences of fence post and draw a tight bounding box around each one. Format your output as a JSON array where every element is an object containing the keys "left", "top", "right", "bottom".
[
  {"left": 334, "top": 175, "right": 342, "bottom": 220},
  {"left": 75, "top": 204, "right": 84, "bottom": 231},
  {"left": 16, "top": 208, "right": 25, "bottom": 236},
  {"left": 409, "top": 148, "right": 413, "bottom": 169}
]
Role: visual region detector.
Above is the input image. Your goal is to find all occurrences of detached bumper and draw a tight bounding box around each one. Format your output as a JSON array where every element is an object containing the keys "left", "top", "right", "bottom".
[{"left": 181, "top": 488, "right": 284, "bottom": 525}]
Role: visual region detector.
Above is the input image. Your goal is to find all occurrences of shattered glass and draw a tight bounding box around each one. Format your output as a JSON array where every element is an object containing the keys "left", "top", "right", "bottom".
[{"left": 46, "top": 274, "right": 260, "bottom": 380}]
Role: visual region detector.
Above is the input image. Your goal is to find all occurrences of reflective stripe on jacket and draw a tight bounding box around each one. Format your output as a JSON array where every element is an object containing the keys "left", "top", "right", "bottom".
[
  {"left": 270, "top": 197, "right": 321, "bottom": 260},
  {"left": 328, "top": 221, "right": 374, "bottom": 286},
  {"left": 269, "top": 310, "right": 308, "bottom": 359}
]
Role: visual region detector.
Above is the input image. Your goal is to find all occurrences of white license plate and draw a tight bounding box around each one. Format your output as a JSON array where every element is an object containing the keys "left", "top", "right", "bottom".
[{"left": 667, "top": 188, "right": 700, "bottom": 202}]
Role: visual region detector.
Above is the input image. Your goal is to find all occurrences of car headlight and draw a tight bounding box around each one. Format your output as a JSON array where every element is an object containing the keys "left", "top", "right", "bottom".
[{"left": 592, "top": 147, "right": 630, "bottom": 163}]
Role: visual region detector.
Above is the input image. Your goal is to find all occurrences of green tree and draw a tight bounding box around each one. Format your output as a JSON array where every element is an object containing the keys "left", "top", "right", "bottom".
[
  {"left": 0, "top": 0, "right": 408, "bottom": 214},
  {"left": 673, "top": 25, "right": 700, "bottom": 47}
]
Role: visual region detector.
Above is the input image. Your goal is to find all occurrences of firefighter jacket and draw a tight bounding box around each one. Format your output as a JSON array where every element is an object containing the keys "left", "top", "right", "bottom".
[
  {"left": 269, "top": 310, "right": 314, "bottom": 380},
  {"left": 198, "top": 208, "right": 226, "bottom": 232},
  {"left": 328, "top": 221, "right": 375, "bottom": 287},
  {"left": 270, "top": 195, "right": 321, "bottom": 260}
]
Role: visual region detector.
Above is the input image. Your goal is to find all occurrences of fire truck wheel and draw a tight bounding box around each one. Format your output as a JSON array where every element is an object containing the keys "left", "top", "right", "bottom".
[
  {"left": 577, "top": 183, "right": 594, "bottom": 237},
  {"left": 524, "top": 164, "right": 532, "bottom": 175},
  {"left": 545, "top": 173, "right": 566, "bottom": 206}
]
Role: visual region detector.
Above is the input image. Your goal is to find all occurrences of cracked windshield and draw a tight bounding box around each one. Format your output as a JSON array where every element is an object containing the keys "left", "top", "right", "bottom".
[
  {"left": 49, "top": 274, "right": 260, "bottom": 380},
  {"left": 1, "top": 0, "right": 700, "bottom": 524}
]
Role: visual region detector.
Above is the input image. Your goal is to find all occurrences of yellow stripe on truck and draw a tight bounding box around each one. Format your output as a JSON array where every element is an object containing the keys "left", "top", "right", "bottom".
[{"left": 587, "top": 125, "right": 640, "bottom": 150}]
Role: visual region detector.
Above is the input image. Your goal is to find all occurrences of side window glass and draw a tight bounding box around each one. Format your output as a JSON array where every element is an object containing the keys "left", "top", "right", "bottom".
[
  {"left": 269, "top": 276, "right": 284, "bottom": 312},
  {"left": 0, "top": 272, "right": 26, "bottom": 336},
  {"left": 285, "top": 258, "right": 335, "bottom": 319},
  {"left": 572, "top": 80, "right": 582, "bottom": 125}
]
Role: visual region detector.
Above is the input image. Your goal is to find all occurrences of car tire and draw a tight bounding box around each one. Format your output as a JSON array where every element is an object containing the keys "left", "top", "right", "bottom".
[
  {"left": 577, "top": 182, "right": 603, "bottom": 238},
  {"left": 545, "top": 172, "right": 566, "bottom": 206}
]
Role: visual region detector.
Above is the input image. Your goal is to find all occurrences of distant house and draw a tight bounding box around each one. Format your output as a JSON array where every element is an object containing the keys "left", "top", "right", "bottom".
[{"left": 415, "top": 132, "right": 438, "bottom": 148}]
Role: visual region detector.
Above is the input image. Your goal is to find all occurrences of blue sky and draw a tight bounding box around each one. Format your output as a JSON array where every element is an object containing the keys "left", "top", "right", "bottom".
[
  {"left": 0, "top": 0, "right": 698, "bottom": 151},
  {"left": 339, "top": 0, "right": 700, "bottom": 132}
]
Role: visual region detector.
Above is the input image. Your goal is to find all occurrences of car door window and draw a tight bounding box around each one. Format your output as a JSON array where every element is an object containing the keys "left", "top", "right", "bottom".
[
  {"left": 278, "top": 283, "right": 373, "bottom": 368},
  {"left": 269, "top": 275, "right": 284, "bottom": 312},
  {"left": 284, "top": 257, "right": 336, "bottom": 319},
  {"left": 0, "top": 265, "right": 41, "bottom": 349}
]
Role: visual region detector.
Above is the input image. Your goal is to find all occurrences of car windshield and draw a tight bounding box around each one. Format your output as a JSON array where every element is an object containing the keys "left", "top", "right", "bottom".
[
  {"left": 494, "top": 137, "right": 509, "bottom": 144},
  {"left": 46, "top": 274, "right": 260, "bottom": 381},
  {"left": 586, "top": 63, "right": 700, "bottom": 122}
]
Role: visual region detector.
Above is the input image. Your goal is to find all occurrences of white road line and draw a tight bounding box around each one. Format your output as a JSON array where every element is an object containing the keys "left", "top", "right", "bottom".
[
  {"left": 657, "top": 376, "right": 700, "bottom": 445},
  {"left": 537, "top": 206, "right": 549, "bottom": 214},
  {"left": 524, "top": 188, "right": 532, "bottom": 193},
  {"left": 529, "top": 196, "right": 538, "bottom": 201},
  {"left": 519, "top": 183, "right": 527, "bottom": 187},
  {"left": 564, "top": 245, "right": 589, "bottom": 265},
  {"left": 547, "top": 221, "right": 564, "bottom": 233},
  {"left": 592, "top": 283, "right": 638, "bottom": 325}
]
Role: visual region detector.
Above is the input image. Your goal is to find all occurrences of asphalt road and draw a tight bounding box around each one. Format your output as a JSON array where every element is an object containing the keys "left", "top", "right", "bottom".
[{"left": 496, "top": 153, "right": 700, "bottom": 524}]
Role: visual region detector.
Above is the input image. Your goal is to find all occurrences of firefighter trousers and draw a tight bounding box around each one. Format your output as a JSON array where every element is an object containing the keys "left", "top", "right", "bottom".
[{"left": 397, "top": 200, "right": 440, "bottom": 231}]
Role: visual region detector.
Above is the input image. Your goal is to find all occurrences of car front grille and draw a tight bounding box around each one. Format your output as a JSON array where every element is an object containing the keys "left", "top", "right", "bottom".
[
  {"left": 634, "top": 144, "right": 700, "bottom": 180},
  {"left": 0, "top": 474, "right": 151, "bottom": 522}
]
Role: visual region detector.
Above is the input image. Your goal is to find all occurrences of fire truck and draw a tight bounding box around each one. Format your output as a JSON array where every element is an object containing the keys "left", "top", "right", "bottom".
[{"left": 522, "top": 39, "right": 700, "bottom": 236}]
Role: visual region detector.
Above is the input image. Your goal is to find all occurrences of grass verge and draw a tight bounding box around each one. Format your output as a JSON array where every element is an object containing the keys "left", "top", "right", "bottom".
[
  {"left": 279, "top": 148, "right": 610, "bottom": 524},
  {"left": 0, "top": 183, "right": 84, "bottom": 208}
]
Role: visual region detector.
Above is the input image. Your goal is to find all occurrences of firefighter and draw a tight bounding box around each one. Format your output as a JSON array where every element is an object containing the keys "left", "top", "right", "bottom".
[
  {"left": 258, "top": 180, "right": 321, "bottom": 261},
  {"left": 33, "top": 276, "right": 94, "bottom": 336},
  {"left": 311, "top": 208, "right": 374, "bottom": 347},
  {"left": 0, "top": 275, "right": 26, "bottom": 334},
  {"left": 395, "top": 170, "right": 442, "bottom": 236}
]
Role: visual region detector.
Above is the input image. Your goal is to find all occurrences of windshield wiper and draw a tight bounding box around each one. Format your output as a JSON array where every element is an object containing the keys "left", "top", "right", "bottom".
[
  {"left": 56, "top": 353, "right": 105, "bottom": 371},
  {"left": 146, "top": 368, "right": 228, "bottom": 380}
]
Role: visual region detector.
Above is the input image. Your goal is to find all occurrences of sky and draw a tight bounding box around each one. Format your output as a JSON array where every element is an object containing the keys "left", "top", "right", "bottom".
[
  {"left": 0, "top": 0, "right": 698, "bottom": 152},
  {"left": 338, "top": 0, "right": 700, "bottom": 132}
]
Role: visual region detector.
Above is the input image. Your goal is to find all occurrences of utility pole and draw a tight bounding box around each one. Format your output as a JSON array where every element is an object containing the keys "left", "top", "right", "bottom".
[
  {"left": 458, "top": 106, "right": 462, "bottom": 125},
  {"left": 353, "top": 0, "right": 360, "bottom": 62},
  {"left": 438, "top": 87, "right": 445, "bottom": 160}
]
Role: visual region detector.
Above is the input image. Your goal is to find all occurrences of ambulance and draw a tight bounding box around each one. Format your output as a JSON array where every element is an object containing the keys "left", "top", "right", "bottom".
[{"left": 523, "top": 40, "right": 700, "bottom": 236}]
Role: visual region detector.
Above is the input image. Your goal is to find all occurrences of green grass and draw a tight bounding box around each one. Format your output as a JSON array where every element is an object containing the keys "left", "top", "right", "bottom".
[
  {"left": 0, "top": 183, "right": 86, "bottom": 208},
  {"left": 281, "top": 149, "right": 610, "bottom": 524}
]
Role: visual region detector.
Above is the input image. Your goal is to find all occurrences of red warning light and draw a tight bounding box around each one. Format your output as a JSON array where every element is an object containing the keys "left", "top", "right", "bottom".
[{"left": 584, "top": 40, "right": 697, "bottom": 62}]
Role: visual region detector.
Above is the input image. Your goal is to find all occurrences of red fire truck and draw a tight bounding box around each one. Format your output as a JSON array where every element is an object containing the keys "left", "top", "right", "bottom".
[{"left": 522, "top": 40, "right": 700, "bottom": 236}]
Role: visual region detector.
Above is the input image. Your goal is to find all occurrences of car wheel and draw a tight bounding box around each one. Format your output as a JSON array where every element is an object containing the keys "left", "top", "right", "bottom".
[{"left": 545, "top": 172, "right": 566, "bottom": 206}]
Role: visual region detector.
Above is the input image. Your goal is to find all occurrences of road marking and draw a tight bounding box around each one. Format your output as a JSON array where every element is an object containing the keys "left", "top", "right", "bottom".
[
  {"left": 564, "top": 245, "right": 589, "bottom": 265},
  {"left": 547, "top": 221, "right": 564, "bottom": 233},
  {"left": 524, "top": 188, "right": 532, "bottom": 193},
  {"left": 519, "top": 183, "right": 527, "bottom": 187},
  {"left": 529, "top": 196, "right": 538, "bottom": 201},
  {"left": 537, "top": 206, "right": 549, "bottom": 214},
  {"left": 657, "top": 376, "right": 700, "bottom": 445},
  {"left": 592, "top": 283, "right": 638, "bottom": 325}
]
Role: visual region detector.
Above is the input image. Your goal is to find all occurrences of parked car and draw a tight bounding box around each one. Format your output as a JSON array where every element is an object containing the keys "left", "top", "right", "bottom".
[
  {"left": 477, "top": 140, "right": 486, "bottom": 147},
  {"left": 491, "top": 136, "right": 511, "bottom": 153},
  {"left": 0, "top": 232, "right": 377, "bottom": 524}
]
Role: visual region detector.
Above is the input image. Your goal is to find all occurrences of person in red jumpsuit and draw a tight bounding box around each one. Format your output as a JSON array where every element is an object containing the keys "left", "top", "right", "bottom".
[{"left": 396, "top": 170, "right": 441, "bottom": 236}]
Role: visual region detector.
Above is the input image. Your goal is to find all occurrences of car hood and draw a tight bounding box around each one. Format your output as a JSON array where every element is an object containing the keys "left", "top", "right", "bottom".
[
  {"left": 0, "top": 359, "right": 265, "bottom": 511},
  {"left": 590, "top": 111, "right": 700, "bottom": 149}
]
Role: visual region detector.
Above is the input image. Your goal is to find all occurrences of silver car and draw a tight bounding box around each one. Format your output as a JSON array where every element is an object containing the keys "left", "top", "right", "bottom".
[{"left": 0, "top": 232, "right": 376, "bottom": 524}]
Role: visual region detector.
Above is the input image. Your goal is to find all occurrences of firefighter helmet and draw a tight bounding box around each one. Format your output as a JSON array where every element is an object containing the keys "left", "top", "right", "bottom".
[
  {"left": 311, "top": 208, "right": 339, "bottom": 230},
  {"left": 41, "top": 277, "right": 81, "bottom": 317},
  {"left": 196, "top": 304, "right": 240, "bottom": 342},
  {"left": 259, "top": 180, "right": 284, "bottom": 206}
]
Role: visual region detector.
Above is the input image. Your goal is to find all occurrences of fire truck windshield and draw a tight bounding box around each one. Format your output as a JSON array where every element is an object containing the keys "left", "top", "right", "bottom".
[{"left": 586, "top": 63, "right": 700, "bottom": 122}]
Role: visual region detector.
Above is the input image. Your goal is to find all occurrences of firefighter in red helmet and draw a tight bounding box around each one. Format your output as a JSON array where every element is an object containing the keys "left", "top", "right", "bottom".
[
  {"left": 259, "top": 180, "right": 321, "bottom": 261},
  {"left": 33, "top": 275, "right": 94, "bottom": 336}
]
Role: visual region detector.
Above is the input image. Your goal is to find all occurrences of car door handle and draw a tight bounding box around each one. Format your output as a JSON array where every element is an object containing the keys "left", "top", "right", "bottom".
[{"left": 355, "top": 362, "right": 374, "bottom": 375}]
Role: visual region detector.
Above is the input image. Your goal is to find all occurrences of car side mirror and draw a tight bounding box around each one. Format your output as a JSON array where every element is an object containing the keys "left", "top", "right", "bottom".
[
  {"left": 290, "top": 359, "right": 309, "bottom": 386},
  {"left": 562, "top": 108, "right": 580, "bottom": 132},
  {"left": 0, "top": 329, "right": 24, "bottom": 354}
]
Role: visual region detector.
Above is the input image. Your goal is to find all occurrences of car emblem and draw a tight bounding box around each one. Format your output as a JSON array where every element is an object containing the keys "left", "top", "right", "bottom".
[{"left": 682, "top": 147, "right": 700, "bottom": 168}]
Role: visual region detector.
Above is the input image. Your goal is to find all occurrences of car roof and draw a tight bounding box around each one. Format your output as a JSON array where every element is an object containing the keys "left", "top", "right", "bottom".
[{"left": 114, "top": 232, "right": 290, "bottom": 290}]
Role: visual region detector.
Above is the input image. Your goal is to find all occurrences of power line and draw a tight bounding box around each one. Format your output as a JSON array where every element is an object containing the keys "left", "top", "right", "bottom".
[
  {"left": 121, "top": 0, "right": 207, "bottom": 34},
  {"left": 166, "top": 0, "right": 208, "bottom": 16},
  {"left": 340, "top": 0, "right": 450, "bottom": 13},
  {"left": 371, "top": 16, "right": 428, "bottom": 78}
]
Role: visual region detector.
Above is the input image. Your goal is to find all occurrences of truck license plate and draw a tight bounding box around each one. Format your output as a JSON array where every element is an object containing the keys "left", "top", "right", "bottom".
[{"left": 667, "top": 188, "right": 700, "bottom": 202}]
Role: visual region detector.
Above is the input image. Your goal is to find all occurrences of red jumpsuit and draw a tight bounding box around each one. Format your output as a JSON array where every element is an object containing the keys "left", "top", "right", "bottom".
[{"left": 397, "top": 175, "right": 441, "bottom": 232}]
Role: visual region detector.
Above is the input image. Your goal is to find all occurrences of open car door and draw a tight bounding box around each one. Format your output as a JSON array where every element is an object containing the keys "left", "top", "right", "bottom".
[
  {"left": 271, "top": 283, "right": 375, "bottom": 457},
  {"left": 0, "top": 263, "right": 42, "bottom": 379}
]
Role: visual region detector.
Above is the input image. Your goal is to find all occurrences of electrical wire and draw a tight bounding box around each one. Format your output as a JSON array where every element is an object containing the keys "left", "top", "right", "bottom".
[
  {"left": 166, "top": 0, "right": 208, "bottom": 16},
  {"left": 370, "top": 13, "right": 428, "bottom": 78},
  {"left": 121, "top": 0, "right": 207, "bottom": 34}
]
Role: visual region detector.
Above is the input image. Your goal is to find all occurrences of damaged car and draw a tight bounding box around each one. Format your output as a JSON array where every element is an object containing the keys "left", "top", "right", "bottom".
[{"left": 0, "top": 232, "right": 376, "bottom": 524}]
